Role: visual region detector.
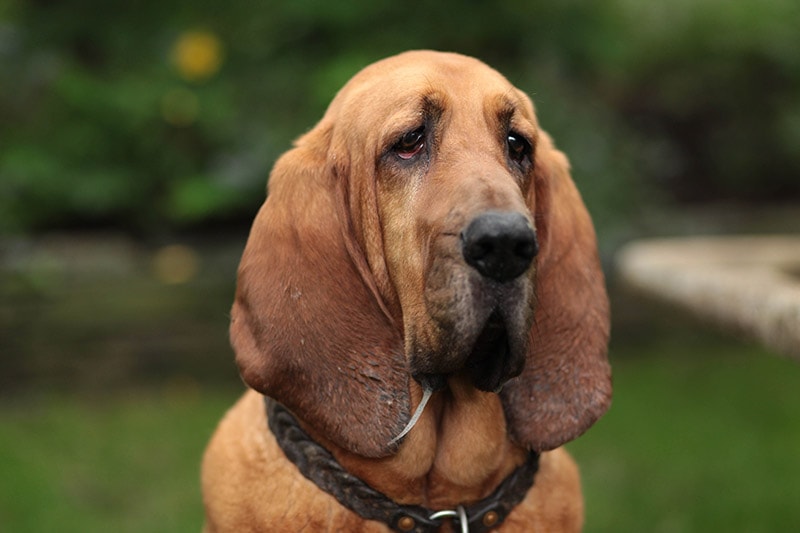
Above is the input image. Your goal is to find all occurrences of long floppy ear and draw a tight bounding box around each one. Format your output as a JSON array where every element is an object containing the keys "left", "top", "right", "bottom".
[
  {"left": 501, "top": 131, "right": 612, "bottom": 452},
  {"left": 229, "top": 124, "right": 409, "bottom": 458}
]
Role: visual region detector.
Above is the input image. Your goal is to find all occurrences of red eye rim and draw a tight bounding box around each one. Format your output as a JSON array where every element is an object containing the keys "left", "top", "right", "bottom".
[{"left": 395, "top": 128, "right": 425, "bottom": 160}]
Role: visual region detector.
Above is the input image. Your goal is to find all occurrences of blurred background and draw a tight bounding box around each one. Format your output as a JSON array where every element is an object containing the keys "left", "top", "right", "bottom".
[{"left": 1, "top": 0, "right": 799, "bottom": 531}]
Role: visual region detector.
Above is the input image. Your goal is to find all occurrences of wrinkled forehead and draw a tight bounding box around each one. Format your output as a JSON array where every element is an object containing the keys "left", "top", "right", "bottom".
[{"left": 326, "top": 52, "right": 537, "bottom": 132}]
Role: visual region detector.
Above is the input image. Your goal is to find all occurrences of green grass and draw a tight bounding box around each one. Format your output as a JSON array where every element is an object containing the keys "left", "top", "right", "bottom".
[
  {"left": 1, "top": 330, "right": 799, "bottom": 532},
  {"left": 0, "top": 384, "right": 241, "bottom": 533},
  {"left": 570, "top": 330, "right": 800, "bottom": 532}
]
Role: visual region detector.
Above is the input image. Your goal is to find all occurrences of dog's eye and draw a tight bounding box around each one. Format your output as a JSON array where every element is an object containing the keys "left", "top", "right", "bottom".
[
  {"left": 507, "top": 132, "right": 531, "bottom": 164},
  {"left": 394, "top": 128, "right": 425, "bottom": 160}
]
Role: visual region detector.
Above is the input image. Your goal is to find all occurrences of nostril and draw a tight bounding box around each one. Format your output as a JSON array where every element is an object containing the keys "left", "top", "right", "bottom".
[
  {"left": 465, "top": 237, "right": 495, "bottom": 261},
  {"left": 461, "top": 211, "right": 537, "bottom": 283},
  {"left": 515, "top": 238, "right": 539, "bottom": 261}
]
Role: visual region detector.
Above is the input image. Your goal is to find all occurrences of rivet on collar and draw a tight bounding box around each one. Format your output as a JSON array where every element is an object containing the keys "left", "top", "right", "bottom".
[
  {"left": 397, "top": 515, "right": 416, "bottom": 531},
  {"left": 482, "top": 510, "right": 499, "bottom": 527}
]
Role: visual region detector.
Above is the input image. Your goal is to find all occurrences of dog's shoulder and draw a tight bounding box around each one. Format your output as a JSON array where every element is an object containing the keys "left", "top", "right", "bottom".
[{"left": 202, "top": 390, "right": 389, "bottom": 532}]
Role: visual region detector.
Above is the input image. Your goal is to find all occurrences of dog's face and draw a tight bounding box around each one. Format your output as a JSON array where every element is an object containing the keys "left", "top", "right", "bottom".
[
  {"left": 231, "top": 51, "right": 611, "bottom": 457},
  {"left": 326, "top": 53, "right": 541, "bottom": 393}
]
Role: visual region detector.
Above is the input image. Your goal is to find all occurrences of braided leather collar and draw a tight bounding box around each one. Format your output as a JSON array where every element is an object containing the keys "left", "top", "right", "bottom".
[{"left": 266, "top": 397, "right": 540, "bottom": 532}]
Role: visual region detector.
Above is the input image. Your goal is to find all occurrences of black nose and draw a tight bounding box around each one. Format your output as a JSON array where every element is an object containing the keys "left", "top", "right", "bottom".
[{"left": 461, "top": 211, "right": 538, "bottom": 282}]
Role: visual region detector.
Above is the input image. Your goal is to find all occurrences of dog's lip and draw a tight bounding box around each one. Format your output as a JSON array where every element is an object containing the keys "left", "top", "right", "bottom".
[
  {"left": 465, "top": 310, "right": 516, "bottom": 391},
  {"left": 411, "top": 309, "right": 521, "bottom": 393},
  {"left": 411, "top": 371, "right": 448, "bottom": 392},
  {"left": 470, "top": 311, "right": 507, "bottom": 358}
]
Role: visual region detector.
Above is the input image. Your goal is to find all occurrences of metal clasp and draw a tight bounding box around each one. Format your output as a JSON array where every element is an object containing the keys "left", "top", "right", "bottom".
[{"left": 430, "top": 505, "right": 469, "bottom": 533}]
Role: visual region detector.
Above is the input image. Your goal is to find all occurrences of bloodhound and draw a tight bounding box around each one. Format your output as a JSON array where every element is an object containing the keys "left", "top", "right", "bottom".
[{"left": 202, "top": 51, "right": 611, "bottom": 532}]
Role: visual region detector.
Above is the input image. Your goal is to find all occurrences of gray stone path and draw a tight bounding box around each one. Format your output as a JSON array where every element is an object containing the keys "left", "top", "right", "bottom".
[{"left": 616, "top": 236, "right": 800, "bottom": 359}]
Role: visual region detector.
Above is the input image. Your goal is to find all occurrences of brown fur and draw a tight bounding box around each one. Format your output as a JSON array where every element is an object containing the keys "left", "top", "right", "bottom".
[{"left": 203, "top": 51, "right": 611, "bottom": 532}]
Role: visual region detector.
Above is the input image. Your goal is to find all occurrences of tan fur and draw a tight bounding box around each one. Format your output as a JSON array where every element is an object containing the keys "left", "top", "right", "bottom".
[
  {"left": 203, "top": 390, "right": 583, "bottom": 532},
  {"left": 203, "top": 51, "right": 610, "bottom": 532}
]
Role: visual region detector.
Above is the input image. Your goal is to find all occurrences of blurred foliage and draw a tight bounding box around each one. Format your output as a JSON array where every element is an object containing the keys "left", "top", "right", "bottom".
[{"left": 1, "top": 0, "right": 798, "bottom": 237}]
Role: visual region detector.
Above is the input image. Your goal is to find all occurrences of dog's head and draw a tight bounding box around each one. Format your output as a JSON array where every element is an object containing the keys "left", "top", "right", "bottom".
[{"left": 231, "top": 51, "right": 611, "bottom": 457}]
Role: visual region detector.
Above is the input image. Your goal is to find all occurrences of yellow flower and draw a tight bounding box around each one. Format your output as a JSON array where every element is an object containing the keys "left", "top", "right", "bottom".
[{"left": 172, "top": 30, "right": 223, "bottom": 82}]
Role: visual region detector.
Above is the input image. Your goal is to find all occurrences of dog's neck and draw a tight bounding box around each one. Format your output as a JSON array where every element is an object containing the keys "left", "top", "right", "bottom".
[{"left": 308, "top": 376, "right": 529, "bottom": 509}]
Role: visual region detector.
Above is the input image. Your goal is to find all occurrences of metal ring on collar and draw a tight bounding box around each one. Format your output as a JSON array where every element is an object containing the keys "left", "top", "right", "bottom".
[{"left": 429, "top": 505, "right": 469, "bottom": 533}]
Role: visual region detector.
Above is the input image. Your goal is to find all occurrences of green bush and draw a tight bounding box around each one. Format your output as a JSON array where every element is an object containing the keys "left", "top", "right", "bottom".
[{"left": 1, "top": 0, "right": 798, "bottom": 236}]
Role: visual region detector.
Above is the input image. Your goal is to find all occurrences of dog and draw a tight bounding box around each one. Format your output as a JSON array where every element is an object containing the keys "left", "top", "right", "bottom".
[{"left": 202, "top": 50, "right": 611, "bottom": 532}]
